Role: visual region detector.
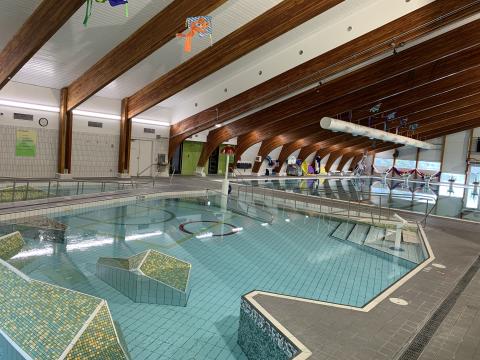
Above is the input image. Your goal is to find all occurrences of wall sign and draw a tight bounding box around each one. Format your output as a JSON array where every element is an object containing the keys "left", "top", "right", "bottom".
[{"left": 15, "top": 129, "right": 37, "bottom": 157}]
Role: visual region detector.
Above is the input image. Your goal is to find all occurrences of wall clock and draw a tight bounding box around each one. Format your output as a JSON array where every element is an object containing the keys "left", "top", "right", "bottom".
[{"left": 39, "top": 118, "right": 48, "bottom": 127}]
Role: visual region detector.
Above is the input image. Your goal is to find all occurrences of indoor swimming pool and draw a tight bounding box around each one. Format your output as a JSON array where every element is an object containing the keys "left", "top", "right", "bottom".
[
  {"left": 239, "top": 177, "right": 480, "bottom": 222},
  {"left": 0, "top": 195, "right": 425, "bottom": 359}
]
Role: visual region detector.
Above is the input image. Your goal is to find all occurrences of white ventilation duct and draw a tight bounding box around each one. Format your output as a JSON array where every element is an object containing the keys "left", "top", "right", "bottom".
[{"left": 320, "top": 117, "right": 435, "bottom": 150}]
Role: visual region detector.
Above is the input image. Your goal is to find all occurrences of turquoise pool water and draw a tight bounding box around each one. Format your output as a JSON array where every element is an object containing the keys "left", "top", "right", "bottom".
[
  {"left": 1, "top": 197, "right": 420, "bottom": 359},
  {"left": 240, "top": 177, "right": 480, "bottom": 222}
]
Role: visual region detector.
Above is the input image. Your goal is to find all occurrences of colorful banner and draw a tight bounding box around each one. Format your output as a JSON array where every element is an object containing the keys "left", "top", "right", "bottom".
[{"left": 15, "top": 129, "right": 37, "bottom": 157}]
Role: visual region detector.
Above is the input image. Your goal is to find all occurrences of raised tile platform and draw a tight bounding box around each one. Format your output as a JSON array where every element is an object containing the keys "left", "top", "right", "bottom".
[
  {"left": 96, "top": 249, "right": 191, "bottom": 306},
  {"left": 0, "top": 231, "right": 24, "bottom": 260},
  {"left": 0, "top": 259, "right": 129, "bottom": 360}
]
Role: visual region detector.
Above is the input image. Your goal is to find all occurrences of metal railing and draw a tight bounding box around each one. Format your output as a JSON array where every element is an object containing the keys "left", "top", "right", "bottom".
[
  {"left": 229, "top": 182, "right": 440, "bottom": 226},
  {"left": 205, "top": 189, "right": 274, "bottom": 224},
  {"left": 0, "top": 178, "right": 137, "bottom": 204}
]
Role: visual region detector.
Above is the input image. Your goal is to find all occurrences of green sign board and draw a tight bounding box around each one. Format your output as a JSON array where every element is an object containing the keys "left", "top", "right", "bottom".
[{"left": 15, "top": 129, "right": 37, "bottom": 157}]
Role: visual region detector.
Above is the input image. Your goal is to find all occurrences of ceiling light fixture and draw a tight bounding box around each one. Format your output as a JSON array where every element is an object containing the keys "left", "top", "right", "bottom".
[
  {"left": 72, "top": 109, "right": 121, "bottom": 120},
  {"left": 0, "top": 99, "right": 59, "bottom": 113},
  {"left": 132, "top": 118, "right": 170, "bottom": 126},
  {"left": 320, "top": 117, "right": 435, "bottom": 149},
  {"left": 0, "top": 99, "right": 170, "bottom": 125}
]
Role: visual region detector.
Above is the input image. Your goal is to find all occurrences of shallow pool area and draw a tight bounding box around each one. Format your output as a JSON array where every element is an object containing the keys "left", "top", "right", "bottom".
[{"left": 0, "top": 195, "right": 425, "bottom": 359}]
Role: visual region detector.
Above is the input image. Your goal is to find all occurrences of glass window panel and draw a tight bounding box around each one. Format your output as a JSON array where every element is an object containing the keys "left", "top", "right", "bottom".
[
  {"left": 395, "top": 159, "right": 416, "bottom": 169},
  {"left": 417, "top": 161, "right": 441, "bottom": 171}
]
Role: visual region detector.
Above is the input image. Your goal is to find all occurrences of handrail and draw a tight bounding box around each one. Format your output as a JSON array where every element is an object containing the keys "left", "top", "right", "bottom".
[
  {"left": 0, "top": 178, "right": 137, "bottom": 204},
  {"left": 421, "top": 198, "right": 439, "bottom": 227},
  {"left": 205, "top": 188, "right": 274, "bottom": 224}
]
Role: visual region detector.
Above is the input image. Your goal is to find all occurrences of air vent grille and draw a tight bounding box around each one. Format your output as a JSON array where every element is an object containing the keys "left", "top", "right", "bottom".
[
  {"left": 88, "top": 121, "right": 103, "bottom": 128},
  {"left": 14, "top": 113, "right": 34, "bottom": 121}
]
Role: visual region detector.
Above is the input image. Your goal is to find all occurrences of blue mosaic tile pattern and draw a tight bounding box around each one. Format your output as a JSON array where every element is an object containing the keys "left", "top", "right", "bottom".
[
  {"left": 2, "top": 198, "right": 419, "bottom": 359},
  {"left": 238, "top": 297, "right": 298, "bottom": 360}
]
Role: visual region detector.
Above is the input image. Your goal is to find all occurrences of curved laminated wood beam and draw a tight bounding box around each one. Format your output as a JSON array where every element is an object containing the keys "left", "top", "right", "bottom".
[
  {"left": 241, "top": 71, "right": 480, "bottom": 155},
  {"left": 279, "top": 107, "right": 480, "bottom": 174},
  {"left": 197, "top": 20, "right": 480, "bottom": 166},
  {"left": 257, "top": 80, "right": 480, "bottom": 161},
  {"left": 348, "top": 155, "right": 364, "bottom": 171},
  {"left": 127, "top": 0, "right": 343, "bottom": 119},
  {"left": 66, "top": 0, "right": 227, "bottom": 110},
  {"left": 169, "top": 0, "right": 480, "bottom": 156},
  {"left": 0, "top": 0, "right": 86, "bottom": 89}
]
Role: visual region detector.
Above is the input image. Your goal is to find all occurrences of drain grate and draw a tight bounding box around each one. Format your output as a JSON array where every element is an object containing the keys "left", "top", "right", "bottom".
[{"left": 397, "top": 256, "right": 480, "bottom": 360}]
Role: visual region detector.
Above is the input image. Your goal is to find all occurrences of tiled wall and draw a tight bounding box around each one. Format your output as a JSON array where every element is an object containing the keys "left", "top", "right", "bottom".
[
  {"left": 72, "top": 132, "right": 119, "bottom": 177},
  {"left": 238, "top": 297, "right": 299, "bottom": 360},
  {"left": 0, "top": 125, "right": 58, "bottom": 178}
]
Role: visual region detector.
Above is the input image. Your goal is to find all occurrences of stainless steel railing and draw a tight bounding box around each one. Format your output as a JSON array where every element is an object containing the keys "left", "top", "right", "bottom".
[{"left": 0, "top": 178, "right": 137, "bottom": 204}]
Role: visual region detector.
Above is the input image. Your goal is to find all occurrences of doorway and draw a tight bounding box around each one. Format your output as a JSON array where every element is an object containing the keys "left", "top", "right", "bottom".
[
  {"left": 208, "top": 147, "right": 220, "bottom": 175},
  {"left": 129, "top": 139, "right": 153, "bottom": 177}
]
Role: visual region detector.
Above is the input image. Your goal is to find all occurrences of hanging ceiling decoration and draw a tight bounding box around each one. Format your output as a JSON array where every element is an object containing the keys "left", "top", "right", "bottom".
[
  {"left": 320, "top": 117, "right": 435, "bottom": 150},
  {"left": 83, "top": 0, "right": 129, "bottom": 27}
]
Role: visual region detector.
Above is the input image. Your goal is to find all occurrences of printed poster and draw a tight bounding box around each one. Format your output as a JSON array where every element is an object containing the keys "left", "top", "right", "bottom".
[{"left": 15, "top": 129, "right": 37, "bottom": 157}]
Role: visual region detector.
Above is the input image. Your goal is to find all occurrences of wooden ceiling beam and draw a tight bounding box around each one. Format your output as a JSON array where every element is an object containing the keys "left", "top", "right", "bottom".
[
  {"left": 250, "top": 81, "right": 480, "bottom": 162},
  {"left": 127, "top": 0, "right": 343, "bottom": 119},
  {"left": 198, "top": 19, "right": 480, "bottom": 166},
  {"left": 66, "top": 0, "right": 227, "bottom": 110},
  {"left": 0, "top": 0, "right": 85, "bottom": 89},
  {"left": 241, "top": 74, "right": 480, "bottom": 155},
  {"left": 169, "top": 0, "right": 480, "bottom": 155}
]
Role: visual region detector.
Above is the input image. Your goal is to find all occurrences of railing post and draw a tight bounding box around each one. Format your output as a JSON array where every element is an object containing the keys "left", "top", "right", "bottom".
[
  {"left": 379, "top": 196, "right": 382, "bottom": 222},
  {"left": 76, "top": 181, "right": 80, "bottom": 195},
  {"left": 47, "top": 180, "right": 51, "bottom": 198},
  {"left": 11, "top": 180, "right": 16, "bottom": 202},
  {"left": 56, "top": 181, "right": 59, "bottom": 196},
  {"left": 24, "top": 182, "right": 29, "bottom": 200}
]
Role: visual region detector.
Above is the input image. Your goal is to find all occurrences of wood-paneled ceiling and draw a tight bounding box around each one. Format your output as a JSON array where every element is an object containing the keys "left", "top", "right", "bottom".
[{"left": 1, "top": 0, "right": 480, "bottom": 171}]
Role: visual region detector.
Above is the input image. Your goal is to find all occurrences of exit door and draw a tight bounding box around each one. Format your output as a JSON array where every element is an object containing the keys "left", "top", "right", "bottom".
[{"left": 129, "top": 140, "right": 153, "bottom": 176}]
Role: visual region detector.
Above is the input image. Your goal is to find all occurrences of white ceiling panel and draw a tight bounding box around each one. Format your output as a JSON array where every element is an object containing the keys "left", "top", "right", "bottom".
[
  {"left": 95, "top": 0, "right": 283, "bottom": 99},
  {"left": 12, "top": 0, "right": 173, "bottom": 89},
  {"left": 0, "top": 0, "right": 40, "bottom": 49}
]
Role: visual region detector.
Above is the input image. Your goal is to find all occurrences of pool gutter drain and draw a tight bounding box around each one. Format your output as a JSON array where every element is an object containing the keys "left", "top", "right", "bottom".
[{"left": 397, "top": 255, "right": 480, "bottom": 360}]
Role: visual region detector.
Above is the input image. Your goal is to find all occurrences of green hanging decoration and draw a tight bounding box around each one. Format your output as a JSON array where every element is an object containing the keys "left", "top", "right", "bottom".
[{"left": 83, "top": 0, "right": 129, "bottom": 27}]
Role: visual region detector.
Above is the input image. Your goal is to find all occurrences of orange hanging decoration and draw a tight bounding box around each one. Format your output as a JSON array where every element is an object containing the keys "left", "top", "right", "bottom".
[{"left": 176, "top": 16, "right": 213, "bottom": 53}]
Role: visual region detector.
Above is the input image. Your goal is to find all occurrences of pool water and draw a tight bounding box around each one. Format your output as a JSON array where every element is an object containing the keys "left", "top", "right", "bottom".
[
  {"left": 1, "top": 197, "right": 419, "bottom": 359},
  {"left": 242, "top": 177, "right": 480, "bottom": 222}
]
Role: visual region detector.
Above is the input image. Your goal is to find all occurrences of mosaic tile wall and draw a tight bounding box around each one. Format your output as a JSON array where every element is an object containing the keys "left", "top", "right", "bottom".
[
  {"left": 238, "top": 297, "right": 299, "bottom": 360},
  {"left": 96, "top": 250, "right": 191, "bottom": 306},
  {"left": 72, "top": 132, "right": 119, "bottom": 177},
  {"left": 0, "top": 232, "right": 24, "bottom": 260},
  {"left": 0, "top": 260, "right": 128, "bottom": 359},
  {"left": 0, "top": 125, "right": 58, "bottom": 178}
]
